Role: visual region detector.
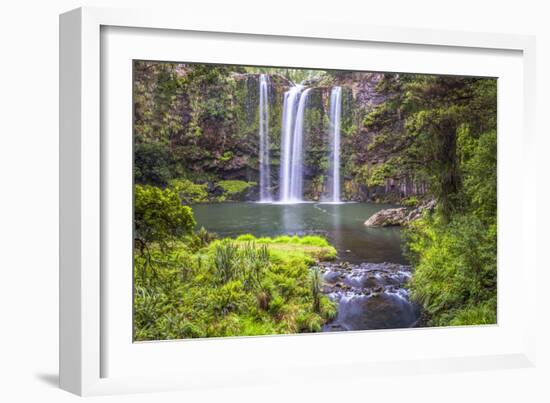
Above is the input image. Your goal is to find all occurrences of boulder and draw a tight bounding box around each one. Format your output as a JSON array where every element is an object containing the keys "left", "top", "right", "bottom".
[
  {"left": 364, "top": 207, "right": 408, "bottom": 227},
  {"left": 364, "top": 199, "right": 437, "bottom": 227}
]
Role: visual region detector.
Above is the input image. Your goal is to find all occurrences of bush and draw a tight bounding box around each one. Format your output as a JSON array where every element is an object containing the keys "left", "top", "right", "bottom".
[
  {"left": 169, "top": 178, "right": 208, "bottom": 204},
  {"left": 134, "top": 185, "right": 196, "bottom": 248},
  {"left": 134, "top": 142, "right": 172, "bottom": 186},
  {"left": 449, "top": 297, "right": 497, "bottom": 326},
  {"left": 189, "top": 227, "right": 217, "bottom": 250},
  {"left": 217, "top": 180, "right": 256, "bottom": 200},
  {"left": 310, "top": 268, "right": 322, "bottom": 313},
  {"left": 405, "top": 213, "right": 496, "bottom": 326},
  {"left": 213, "top": 240, "right": 240, "bottom": 284}
]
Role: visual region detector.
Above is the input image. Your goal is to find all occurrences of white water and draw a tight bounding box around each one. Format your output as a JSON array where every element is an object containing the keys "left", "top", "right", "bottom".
[
  {"left": 258, "top": 74, "right": 272, "bottom": 202},
  {"left": 328, "top": 86, "right": 342, "bottom": 203},
  {"left": 279, "top": 86, "right": 311, "bottom": 203}
]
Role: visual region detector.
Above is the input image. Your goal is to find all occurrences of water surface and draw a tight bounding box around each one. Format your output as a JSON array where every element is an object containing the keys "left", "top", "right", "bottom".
[{"left": 192, "top": 202, "right": 407, "bottom": 264}]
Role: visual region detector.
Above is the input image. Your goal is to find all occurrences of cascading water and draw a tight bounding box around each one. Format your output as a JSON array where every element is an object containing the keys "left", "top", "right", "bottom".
[
  {"left": 279, "top": 86, "right": 311, "bottom": 203},
  {"left": 258, "top": 74, "right": 272, "bottom": 202},
  {"left": 327, "top": 86, "right": 342, "bottom": 203}
]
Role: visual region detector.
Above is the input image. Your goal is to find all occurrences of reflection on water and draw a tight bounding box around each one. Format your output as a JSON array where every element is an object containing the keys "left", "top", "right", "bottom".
[{"left": 192, "top": 202, "right": 407, "bottom": 264}]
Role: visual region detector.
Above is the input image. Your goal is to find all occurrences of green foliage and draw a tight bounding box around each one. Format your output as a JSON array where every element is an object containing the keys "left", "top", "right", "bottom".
[
  {"left": 216, "top": 180, "right": 256, "bottom": 200},
  {"left": 267, "top": 234, "right": 329, "bottom": 246},
  {"left": 362, "top": 73, "right": 497, "bottom": 326},
  {"left": 364, "top": 75, "right": 496, "bottom": 207},
  {"left": 448, "top": 297, "right": 497, "bottom": 326},
  {"left": 365, "top": 160, "right": 399, "bottom": 187},
  {"left": 134, "top": 142, "right": 172, "bottom": 186},
  {"left": 134, "top": 230, "right": 338, "bottom": 340},
  {"left": 401, "top": 126, "right": 497, "bottom": 326},
  {"left": 134, "top": 61, "right": 264, "bottom": 191},
  {"left": 213, "top": 240, "right": 240, "bottom": 284},
  {"left": 309, "top": 268, "right": 322, "bottom": 313},
  {"left": 405, "top": 213, "right": 496, "bottom": 327},
  {"left": 134, "top": 185, "right": 195, "bottom": 248},
  {"left": 364, "top": 104, "right": 395, "bottom": 131},
  {"left": 219, "top": 151, "right": 234, "bottom": 162},
  {"left": 460, "top": 130, "right": 497, "bottom": 224},
  {"left": 243, "top": 66, "right": 325, "bottom": 84},
  {"left": 234, "top": 234, "right": 336, "bottom": 261},
  {"left": 402, "top": 196, "right": 419, "bottom": 207},
  {"left": 217, "top": 180, "right": 255, "bottom": 194},
  {"left": 196, "top": 226, "right": 217, "bottom": 244},
  {"left": 293, "top": 235, "right": 330, "bottom": 247},
  {"left": 169, "top": 178, "right": 209, "bottom": 204},
  {"left": 134, "top": 61, "right": 497, "bottom": 207},
  {"left": 134, "top": 62, "right": 186, "bottom": 144},
  {"left": 235, "top": 234, "right": 256, "bottom": 241}
]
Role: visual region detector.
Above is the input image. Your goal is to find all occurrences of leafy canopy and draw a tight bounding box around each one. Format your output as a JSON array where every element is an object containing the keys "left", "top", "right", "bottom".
[{"left": 134, "top": 185, "right": 196, "bottom": 247}]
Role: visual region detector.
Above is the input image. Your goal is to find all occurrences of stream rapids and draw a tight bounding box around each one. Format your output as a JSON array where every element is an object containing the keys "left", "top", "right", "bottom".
[{"left": 318, "top": 261, "right": 421, "bottom": 331}]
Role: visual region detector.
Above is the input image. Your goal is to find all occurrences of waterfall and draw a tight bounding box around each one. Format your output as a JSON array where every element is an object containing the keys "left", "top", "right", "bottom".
[
  {"left": 258, "top": 74, "right": 272, "bottom": 201},
  {"left": 279, "top": 86, "right": 311, "bottom": 203},
  {"left": 328, "top": 86, "right": 342, "bottom": 203}
]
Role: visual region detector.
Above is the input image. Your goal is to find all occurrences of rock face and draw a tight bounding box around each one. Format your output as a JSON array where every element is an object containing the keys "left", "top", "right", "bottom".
[
  {"left": 364, "top": 199, "right": 437, "bottom": 227},
  {"left": 364, "top": 207, "right": 408, "bottom": 227},
  {"left": 134, "top": 62, "right": 428, "bottom": 202}
]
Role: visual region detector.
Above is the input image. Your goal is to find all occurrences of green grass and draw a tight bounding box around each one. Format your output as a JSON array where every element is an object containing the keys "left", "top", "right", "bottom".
[{"left": 234, "top": 234, "right": 336, "bottom": 261}]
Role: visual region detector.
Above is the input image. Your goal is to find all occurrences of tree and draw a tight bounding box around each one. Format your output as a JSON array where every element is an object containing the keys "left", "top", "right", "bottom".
[
  {"left": 134, "top": 142, "right": 172, "bottom": 186},
  {"left": 134, "top": 185, "right": 196, "bottom": 250},
  {"left": 366, "top": 74, "right": 497, "bottom": 221}
]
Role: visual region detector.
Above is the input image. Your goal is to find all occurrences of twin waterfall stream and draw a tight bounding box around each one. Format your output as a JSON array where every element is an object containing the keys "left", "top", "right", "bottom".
[{"left": 258, "top": 74, "right": 342, "bottom": 204}]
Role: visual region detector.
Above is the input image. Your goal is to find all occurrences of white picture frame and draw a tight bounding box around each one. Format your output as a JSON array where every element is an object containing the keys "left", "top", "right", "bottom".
[{"left": 60, "top": 6, "right": 537, "bottom": 396}]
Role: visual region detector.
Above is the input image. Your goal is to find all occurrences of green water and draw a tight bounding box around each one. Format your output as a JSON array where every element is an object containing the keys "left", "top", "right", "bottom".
[{"left": 192, "top": 202, "right": 407, "bottom": 265}]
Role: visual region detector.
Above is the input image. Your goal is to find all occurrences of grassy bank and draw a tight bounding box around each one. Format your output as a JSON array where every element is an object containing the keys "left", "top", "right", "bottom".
[{"left": 134, "top": 233, "right": 337, "bottom": 341}]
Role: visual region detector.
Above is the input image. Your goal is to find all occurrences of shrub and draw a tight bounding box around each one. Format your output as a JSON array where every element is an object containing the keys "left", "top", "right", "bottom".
[
  {"left": 187, "top": 226, "right": 218, "bottom": 251},
  {"left": 405, "top": 213, "right": 496, "bottom": 326},
  {"left": 297, "top": 311, "right": 324, "bottom": 332},
  {"left": 449, "top": 298, "right": 497, "bottom": 326},
  {"left": 134, "top": 185, "right": 196, "bottom": 248},
  {"left": 169, "top": 178, "right": 208, "bottom": 204},
  {"left": 217, "top": 180, "right": 256, "bottom": 200},
  {"left": 310, "top": 268, "right": 322, "bottom": 313},
  {"left": 213, "top": 240, "right": 240, "bottom": 284},
  {"left": 134, "top": 142, "right": 172, "bottom": 186}
]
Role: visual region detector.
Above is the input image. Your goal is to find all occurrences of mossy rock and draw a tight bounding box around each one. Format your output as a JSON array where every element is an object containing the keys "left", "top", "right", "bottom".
[{"left": 216, "top": 180, "right": 257, "bottom": 201}]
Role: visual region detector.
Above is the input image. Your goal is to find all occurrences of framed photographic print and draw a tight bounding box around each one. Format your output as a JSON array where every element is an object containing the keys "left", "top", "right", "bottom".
[{"left": 60, "top": 6, "right": 537, "bottom": 396}]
